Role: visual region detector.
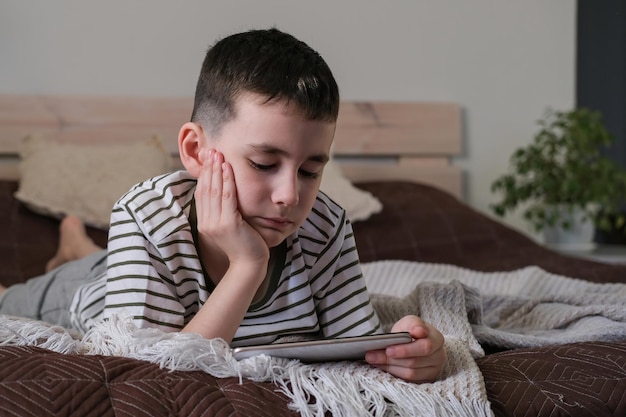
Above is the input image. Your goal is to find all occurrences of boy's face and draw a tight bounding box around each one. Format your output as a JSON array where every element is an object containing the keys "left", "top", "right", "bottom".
[{"left": 204, "top": 93, "right": 336, "bottom": 248}]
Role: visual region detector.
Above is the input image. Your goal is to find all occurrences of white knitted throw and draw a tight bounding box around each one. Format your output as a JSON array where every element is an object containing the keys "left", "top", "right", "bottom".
[
  {"left": 2, "top": 260, "right": 626, "bottom": 416},
  {"left": 364, "top": 261, "right": 626, "bottom": 348}
]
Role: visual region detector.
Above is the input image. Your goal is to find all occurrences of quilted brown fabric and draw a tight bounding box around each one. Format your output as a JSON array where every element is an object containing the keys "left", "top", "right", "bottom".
[
  {"left": 1, "top": 179, "right": 625, "bottom": 417},
  {"left": 477, "top": 341, "right": 626, "bottom": 417},
  {"left": 0, "top": 346, "right": 296, "bottom": 417}
]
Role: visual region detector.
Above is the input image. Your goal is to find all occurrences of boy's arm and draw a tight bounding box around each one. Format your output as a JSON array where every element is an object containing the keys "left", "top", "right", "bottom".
[
  {"left": 180, "top": 149, "right": 269, "bottom": 343},
  {"left": 180, "top": 260, "right": 265, "bottom": 341}
]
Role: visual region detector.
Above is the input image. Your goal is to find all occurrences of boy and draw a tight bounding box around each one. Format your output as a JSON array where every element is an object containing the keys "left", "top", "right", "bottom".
[{"left": 0, "top": 28, "right": 445, "bottom": 382}]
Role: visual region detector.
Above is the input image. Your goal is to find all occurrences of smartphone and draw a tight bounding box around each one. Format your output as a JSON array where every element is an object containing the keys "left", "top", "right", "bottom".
[{"left": 232, "top": 332, "right": 412, "bottom": 362}]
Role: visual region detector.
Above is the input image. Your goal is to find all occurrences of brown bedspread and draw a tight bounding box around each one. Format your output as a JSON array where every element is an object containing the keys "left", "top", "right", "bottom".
[
  {"left": 0, "top": 345, "right": 295, "bottom": 417},
  {"left": 353, "top": 182, "right": 626, "bottom": 284},
  {"left": 1, "top": 179, "right": 625, "bottom": 417}
]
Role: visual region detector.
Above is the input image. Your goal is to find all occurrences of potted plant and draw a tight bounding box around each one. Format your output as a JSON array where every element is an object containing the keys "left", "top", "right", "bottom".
[{"left": 490, "top": 107, "right": 626, "bottom": 250}]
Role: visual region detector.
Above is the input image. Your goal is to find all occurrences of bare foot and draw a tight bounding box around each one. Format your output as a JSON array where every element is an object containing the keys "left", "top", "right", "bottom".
[
  {"left": 45, "top": 216, "right": 103, "bottom": 272},
  {"left": 0, "top": 284, "right": 6, "bottom": 297}
]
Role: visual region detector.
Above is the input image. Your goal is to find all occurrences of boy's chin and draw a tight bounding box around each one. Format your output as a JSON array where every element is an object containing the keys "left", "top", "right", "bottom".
[
  {"left": 263, "top": 235, "right": 288, "bottom": 249},
  {"left": 257, "top": 229, "right": 291, "bottom": 249}
]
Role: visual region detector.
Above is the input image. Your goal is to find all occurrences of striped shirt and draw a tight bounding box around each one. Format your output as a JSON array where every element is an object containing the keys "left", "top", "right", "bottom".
[{"left": 71, "top": 170, "right": 381, "bottom": 345}]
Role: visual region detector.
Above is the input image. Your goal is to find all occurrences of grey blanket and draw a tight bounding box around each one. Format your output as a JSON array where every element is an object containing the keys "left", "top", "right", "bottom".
[{"left": 364, "top": 260, "right": 626, "bottom": 349}]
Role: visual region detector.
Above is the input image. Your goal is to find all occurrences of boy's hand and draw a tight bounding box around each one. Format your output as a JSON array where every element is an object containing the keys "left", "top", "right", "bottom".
[
  {"left": 365, "top": 315, "right": 446, "bottom": 383},
  {"left": 195, "top": 149, "right": 269, "bottom": 270}
]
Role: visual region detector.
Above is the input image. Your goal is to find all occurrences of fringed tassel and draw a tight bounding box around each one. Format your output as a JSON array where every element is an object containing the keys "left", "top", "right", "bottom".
[{"left": 0, "top": 315, "right": 81, "bottom": 354}]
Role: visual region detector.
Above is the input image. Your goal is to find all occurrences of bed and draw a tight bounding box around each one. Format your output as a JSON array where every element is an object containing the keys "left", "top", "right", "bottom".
[{"left": 0, "top": 95, "right": 625, "bottom": 417}]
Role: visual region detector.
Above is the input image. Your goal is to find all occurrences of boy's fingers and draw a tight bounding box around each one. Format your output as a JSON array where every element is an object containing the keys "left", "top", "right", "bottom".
[
  {"left": 195, "top": 151, "right": 212, "bottom": 212},
  {"left": 374, "top": 364, "right": 442, "bottom": 383},
  {"left": 220, "top": 161, "right": 238, "bottom": 215},
  {"left": 367, "top": 344, "right": 446, "bottom": 383},
  {"left": 209, "top": 150, "right": 223, "bottom": 218}
]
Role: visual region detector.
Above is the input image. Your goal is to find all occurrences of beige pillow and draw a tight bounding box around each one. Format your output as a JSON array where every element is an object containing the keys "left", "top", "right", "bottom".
[
  {"left": 15, "top": 136, "right": 172, "bottom": 229},
  {"left": 320, "top": 159, "right": 383, "bottom": 222},
  {"left": 14, "top": 136, "right": 379, "bottom": 227}
]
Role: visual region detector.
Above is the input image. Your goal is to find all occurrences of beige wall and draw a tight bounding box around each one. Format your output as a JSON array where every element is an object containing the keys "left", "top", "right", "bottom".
[{"left": 0, "top": 1, "right": 576, "bottom": 238}]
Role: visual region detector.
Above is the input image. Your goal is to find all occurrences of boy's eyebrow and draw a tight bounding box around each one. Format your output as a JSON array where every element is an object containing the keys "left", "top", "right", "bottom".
[{"left": 248, "top": 143, "right": 329, "bottom": 163}]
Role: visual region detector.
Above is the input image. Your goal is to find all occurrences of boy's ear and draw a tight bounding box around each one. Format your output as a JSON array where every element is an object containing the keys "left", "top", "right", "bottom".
[{"left": 178, "top": 122, "right": 206, "bottom": 178}]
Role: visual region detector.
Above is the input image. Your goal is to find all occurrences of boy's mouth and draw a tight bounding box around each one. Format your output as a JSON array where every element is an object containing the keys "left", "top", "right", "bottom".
[{"left": 257, "top": 216, "right": 293, "bottom": 230}]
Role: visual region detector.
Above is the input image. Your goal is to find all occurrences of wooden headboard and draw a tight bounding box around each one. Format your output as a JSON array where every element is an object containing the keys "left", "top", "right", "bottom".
[{"left": 0, "top": 95, "right": 463, "bottom": 198}]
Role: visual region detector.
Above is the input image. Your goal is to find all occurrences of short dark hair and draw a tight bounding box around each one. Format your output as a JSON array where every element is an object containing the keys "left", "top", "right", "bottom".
[{"left": 191, "top": 28, "right": 340, "bottom": 136}]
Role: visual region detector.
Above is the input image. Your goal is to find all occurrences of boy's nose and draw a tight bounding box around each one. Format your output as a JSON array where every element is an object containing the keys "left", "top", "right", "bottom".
[{"left": 272, "top": 176, "right": 299, "bottom": 207}]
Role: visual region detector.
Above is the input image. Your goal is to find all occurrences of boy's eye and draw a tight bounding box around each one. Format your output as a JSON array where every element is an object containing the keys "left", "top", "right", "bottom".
[
  {"left": 249, "top": 160, "right": 320, "bottom": 179},
  {"left": 299, "top": 169, "right": 319, "bottom": 179},
  {"left": 249, "top": 160, "right": 274, "bottom": 171}
]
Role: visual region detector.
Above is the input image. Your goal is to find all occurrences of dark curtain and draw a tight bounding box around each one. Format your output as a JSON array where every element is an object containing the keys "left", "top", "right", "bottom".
[
  {"left": 577, "top": 1, "right": 626, "bottom": 243},
  {"left": 577, "top": 1, "right": 626, "bottom": 164}
]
